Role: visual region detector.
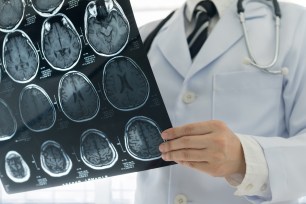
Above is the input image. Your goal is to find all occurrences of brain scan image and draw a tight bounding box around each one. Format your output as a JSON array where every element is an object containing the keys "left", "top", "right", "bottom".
[
  {"left": 40, "top": 140, "right": 72, "bottom": 177},
  {"left": 80, "top": 129, "right": 118, "bottom": 170},
  {"left": 5, "top": 151, "right": 30, "bottom": 183},
  {"left": 0, "top": 0, "right": 25, "bottom": 32},
  {"left": 103, "top": 56, "right": 149, "bottom": 111},
  {"left": 58, "top": 71, "right": 100, "bottom": 122},
  {"left": 2, "top": 30, "right": 39, "bottom": 84},
  {"left": 19, "top": 85, "right": 56, "bottom": 132},
  {"left": 125, "top": 116, "right": 163, "bottom": 161},
  {"left": 84, "top": 0, "right": 130, "bottom": 56},
  {"left": 31, "top": 0, "right": 64, "bottom": 17},
  {"left": 0, "top": 99, "right": 17, "bottom": 141},
  {"left": 42, "top": 14, "right": 82, "bottom": 71}
]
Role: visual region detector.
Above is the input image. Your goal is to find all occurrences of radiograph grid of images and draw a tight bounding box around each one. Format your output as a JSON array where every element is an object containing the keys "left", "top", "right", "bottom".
[{"left": 0, "top": 0, "right": 166, "bottom": 186}]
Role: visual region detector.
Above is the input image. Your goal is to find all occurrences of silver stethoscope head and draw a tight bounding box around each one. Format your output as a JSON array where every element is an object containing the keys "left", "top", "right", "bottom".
[{"left": 238, "top": 0, "right": 287, "bottom": 75}]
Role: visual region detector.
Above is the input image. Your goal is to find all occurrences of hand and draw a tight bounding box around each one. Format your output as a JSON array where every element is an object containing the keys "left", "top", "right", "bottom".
[{"left": 159, "top": 120, "right": 246, "bottom": 178}]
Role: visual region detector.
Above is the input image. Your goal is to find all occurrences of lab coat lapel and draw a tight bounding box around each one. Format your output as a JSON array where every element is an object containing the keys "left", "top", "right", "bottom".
[
  {"left": 157, "top": 7, "right": 192, "bottom": 78},
  {"left": 188, "top": 1, "right": 268, "bottom": 78}
]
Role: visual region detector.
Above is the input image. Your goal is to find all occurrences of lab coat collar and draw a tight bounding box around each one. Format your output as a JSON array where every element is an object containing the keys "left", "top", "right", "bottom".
[
  {"left": 187, "top": 0, "right": 269, "bottom": 78},
  {"left": 157, "top": 6, "right": 192, "bottom": 78},
  {"left": 156, "top": 0, "right": 267, "bottom": 79}
]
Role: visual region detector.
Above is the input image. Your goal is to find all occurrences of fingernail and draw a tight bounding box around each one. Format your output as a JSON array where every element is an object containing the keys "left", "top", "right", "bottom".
[
  {"left": 161, "top": 153, "right": 168, "bottom": 161},
  {"left": 159, "top": 144, "right": 164, "bottom": 152},
  {"left": 161, "top": 132, "right": 168, "bottom": 139}
]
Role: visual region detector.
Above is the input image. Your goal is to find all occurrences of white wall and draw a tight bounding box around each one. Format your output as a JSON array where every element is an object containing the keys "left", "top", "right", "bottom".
[{"left": 130, "top": 0, "right": 185, "bottom": 26}]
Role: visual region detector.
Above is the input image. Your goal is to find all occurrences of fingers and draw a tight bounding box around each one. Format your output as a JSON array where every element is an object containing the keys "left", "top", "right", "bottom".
[
  {"left": 161, "top": 149, "right": 211, "bottom": 162},
  {"left": 159, "top": 135, "right": 211, "bottom": 152},
  {"left": 161, "top": 120, "right": 226, "bottom": 140},
  {"left": 159, "top": 120, "right": 246, "bottom": 177}
]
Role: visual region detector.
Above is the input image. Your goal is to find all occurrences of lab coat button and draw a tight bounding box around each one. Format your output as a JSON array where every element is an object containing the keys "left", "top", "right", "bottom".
[
  {"left": 182, "top": 92, "right": 196, "bottom": 104},
  {"left": 261, "top": 183, "right": 267, "bottom": 191},
  {"left": 246, "top": 184, "right": 254, "bottom": 191},
  {"left": 174, "top": 194, "right": 188, "bottom": 204}
]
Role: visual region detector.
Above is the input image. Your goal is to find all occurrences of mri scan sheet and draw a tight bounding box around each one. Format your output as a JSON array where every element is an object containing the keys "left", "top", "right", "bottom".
[{"left": 0, "top": 0, "right": 172, "bottom": 194}]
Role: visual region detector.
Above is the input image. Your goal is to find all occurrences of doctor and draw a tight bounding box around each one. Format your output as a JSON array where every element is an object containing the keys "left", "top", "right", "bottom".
[{"left": 134, "top": 0, "right": 306, "bottom": 203}]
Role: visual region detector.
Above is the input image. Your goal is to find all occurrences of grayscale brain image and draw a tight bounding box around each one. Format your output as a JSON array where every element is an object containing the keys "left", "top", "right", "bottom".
[
  {"left": 2, "top": 30, "right": 39, "bottom": 84},
  {"left": 85, "top": 0, "right": 130, "bottom": 56},
  {"left": 31, "top": 0, "right": 64, "bottom": 17},
  {"left": 0, "top": 99, "right": 17, "bottom": 142},
  {"left": 0, "top": 0, "right": 172, "bottom": 194},
  {"left": 58, "top": 71, "right": 100, "bottom": 122},
  {"left": 125, "top": 116, "right": 163, "bottom": 161},
  {"left": 103, "top": 56, "right": 149, "bottom": 111},
  {"left": 42, "top": 14, "right": 82, "bottom": 71},
  {"left": 0, "top": 0, "right": 25, "bottom": 32},
  {"left": 5, "top": 151, "right": 30, "bottom": 183},
  {"left": 40, "top": 140, "right": 72, "bottom": 177},
  {"left": 19, "top": 85, "right": 56, "bottom": 132},
  {"left": 80, "top": 129, "right": 118, "bottom": 170}
]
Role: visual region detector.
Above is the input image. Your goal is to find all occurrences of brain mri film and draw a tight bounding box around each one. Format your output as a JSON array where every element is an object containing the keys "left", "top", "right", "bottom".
[
  {"left": 42, "top": 13, "right": 82, "bottom": 71},
  {"left": 0, "top": 0, "right": 25, "bottom": 32},
  {"left": 19, "top": 84, "right": 56, "bottom": 132},
  {"left": 125, "top": 116, "right": 163, "bottom": 161},
  {"left": 0, "top": 99, "right": 17, "bottom": 141},
  {"left": 40, "top": 140, "right": 72, "bottom": 177},
  {"left": 2, "top": 30, "right": 39, "bottom": 84},
  {"left": 80, "top": 129, "right": 118, "bottom": 170},
  {"left": 58, "top": 71, "right": 100, "bottom": 122},
  {"left": 5, "top": 151, "right": 30, "bottom": 183},
  {"left": 103, "top": 56, "right": 149, "bottom": 111},
  {"left": 84, "top": 0, "right": 130, "bottom": 56},
  {"left": 31, "top": 0, "right": 64, "bottom": 17}
]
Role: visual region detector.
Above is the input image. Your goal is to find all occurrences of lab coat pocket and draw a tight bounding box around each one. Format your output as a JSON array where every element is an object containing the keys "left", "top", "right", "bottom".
[{"left": 213, "top": 70, "right": 283, "bottom": 135}]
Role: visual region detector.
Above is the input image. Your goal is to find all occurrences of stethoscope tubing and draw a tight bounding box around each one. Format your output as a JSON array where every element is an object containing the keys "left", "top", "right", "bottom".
[{"left": 237, "top": 0, "right": 282, "bottom": 73}]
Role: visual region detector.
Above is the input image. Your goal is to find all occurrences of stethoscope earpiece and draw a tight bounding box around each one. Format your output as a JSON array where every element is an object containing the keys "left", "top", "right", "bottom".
[
  {"left": 243, "top": 58, "right": 289, "bottom": 76},
  {"left": 281, "top": 67, "right": 289, "bottom": 76},
  {"left": 243, "top": 57, "right": 252, "bottom": 65}
]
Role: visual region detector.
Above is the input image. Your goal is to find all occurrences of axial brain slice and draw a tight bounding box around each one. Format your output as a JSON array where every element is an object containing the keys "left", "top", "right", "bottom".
[
  {"left": 19, "top": 85, "right": 56, "bottom": 132},
  {"left": 32, "top": 0, "right": 64, "bottom": 16},
  {"left": 85, "top": 1, "right": 130, "bottom": 56},
  {"left": 40, "top": 141, "right": 72, "bottom": 177},
  {"left": 0, "top": 99, "right": 17, "bottom": 141},
  {"left": 103, "top": 57, "right": 149, "bottom": 111},
  {"left": 5, "top": 151, "right": 30, "bottom": 183},
  {"left": 42, "top": 14, "right": 82, "bottom": 71},
  {"left": 0, "top": 0, "right": 25, "bottom": 32},
  {"left": 59, "top": 71, "right": 100, "bottom": 122},
  {"left": 125, "top": 117, "right": 163, "bottom": 161},
  {"left": 80, "top": 129, "right": 118, "bottom": 170},
  {"left": 3, "top": 30, "right": 39, "bottom": 83}
]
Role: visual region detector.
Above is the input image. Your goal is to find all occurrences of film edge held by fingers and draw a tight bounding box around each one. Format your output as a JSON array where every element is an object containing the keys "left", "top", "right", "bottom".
[{"left": 0, "top": 0, "right": 173, "bottom": 194}]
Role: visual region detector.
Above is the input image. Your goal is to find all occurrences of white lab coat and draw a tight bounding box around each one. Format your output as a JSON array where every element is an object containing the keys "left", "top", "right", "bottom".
[{"left": 135, "top": 0, "right": 306, "bottom": 203}]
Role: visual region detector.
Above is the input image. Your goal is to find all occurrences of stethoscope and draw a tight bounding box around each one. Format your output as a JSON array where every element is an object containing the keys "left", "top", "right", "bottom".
[{"left": 237, "top": 0, "right": 289, "bottom": 75}]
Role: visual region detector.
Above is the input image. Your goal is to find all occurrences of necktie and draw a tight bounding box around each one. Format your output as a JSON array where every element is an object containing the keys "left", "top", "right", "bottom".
[{"left": 187, "top": 1, "right": 217, "bottom": 59}]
